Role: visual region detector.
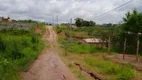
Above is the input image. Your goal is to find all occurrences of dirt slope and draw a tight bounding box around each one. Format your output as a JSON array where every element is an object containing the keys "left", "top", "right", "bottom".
[{"left": 22, "top": 26, "right": 77, "bottom": 80}]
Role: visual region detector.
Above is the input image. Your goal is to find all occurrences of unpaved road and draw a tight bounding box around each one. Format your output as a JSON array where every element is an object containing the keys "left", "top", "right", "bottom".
[{"left": 22, "top": 26, "right": 77, "bottom": 80}]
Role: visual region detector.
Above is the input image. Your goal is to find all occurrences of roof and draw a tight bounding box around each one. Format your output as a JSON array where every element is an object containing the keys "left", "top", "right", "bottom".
[{"left": 83, "top": 38, "right": 104, "bottom": 43}]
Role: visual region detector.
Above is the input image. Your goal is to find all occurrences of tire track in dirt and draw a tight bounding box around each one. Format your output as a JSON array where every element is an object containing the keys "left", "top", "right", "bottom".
[{"left": 22, "top": 26, "right": 77, "bottom": 80}]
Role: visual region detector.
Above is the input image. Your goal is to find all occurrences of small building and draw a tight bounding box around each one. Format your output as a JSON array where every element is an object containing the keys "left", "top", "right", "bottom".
[
  {"left": 83, "top": 38, "right": 106, "bottom": 48},
  {"left": 0, "top": 17, "right": 12, "bottom": 22}
]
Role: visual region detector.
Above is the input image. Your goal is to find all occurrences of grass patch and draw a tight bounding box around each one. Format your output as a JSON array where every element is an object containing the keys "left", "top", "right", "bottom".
[
  {"left": 58, "top": 35, "right": 107, "bottom": 54},
  {"left": 56, "top": 26, "right": 89, "bottom": 38},
  {"left": 84, "top": 57, "right": 136, "bottom": 80},
  {"left": 60, "top": 52, "right": 137, "bottom": 80}
]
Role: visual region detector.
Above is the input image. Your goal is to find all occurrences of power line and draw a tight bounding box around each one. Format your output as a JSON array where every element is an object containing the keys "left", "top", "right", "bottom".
[
  {"left": 57, "top": 1, "right": 86, "bottom": 24},
  {"left": 59, "top": 1, "right": 86, "bottom": 17},
  {"left": 94, "top": 0, "right": 141, "bottom": 23},
  {"left": 94, "top": 0, "right": 134, "bottom": 19}
]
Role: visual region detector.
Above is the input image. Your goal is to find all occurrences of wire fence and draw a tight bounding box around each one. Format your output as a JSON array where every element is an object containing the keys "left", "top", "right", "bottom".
[{"left": 0, "top": 22, "right": 36, "bottom": 30}]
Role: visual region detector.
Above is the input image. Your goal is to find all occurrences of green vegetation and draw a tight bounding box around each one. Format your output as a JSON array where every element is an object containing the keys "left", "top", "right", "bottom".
[
  {"left": 57, "top": 10, "right": 142, "bottom": 80},
  {"left": 60, "top": 51, "right": 137, "bottom": 80},
  {"left": 34, "top": 23, "right": 46, "bottom": 35},
  {"left": 121, "top": 10, "right": 142, "bottom": 54},
  {"left": 75, "top": 18, "right": 96, "bottom": 27},
  {"left": 58, "top": 34, "right": 137, "bottom": 80},
  {"left": 56, "top": 26, "right": 97, "bottom": 38},
  {"left": 56, "top": 25, "right": 122, "bottom": 53},
  {"left": 0, "top": 26, "right": 45, "bottom": 80},
  {"left": 59, "top": 35, "right": 107, "bottom": 54},
  {"left": 58, "top": 10, "right": 142, "bottom": 55},
  {"left": 67, "top": 64, "right": 87, "bottom": 80},
  {"left": 84, "top": 57, "right": 136, "bottom": 80}
]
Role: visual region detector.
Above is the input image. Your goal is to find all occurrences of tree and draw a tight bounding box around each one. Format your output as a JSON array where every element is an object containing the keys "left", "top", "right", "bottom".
[
  {"left": 123, "top": 10, "right": 142, "bottom": 33},
  {"left": 75, "top": 18, "right": 83, "bottom": 27},
  {"left": 82, "top": 20, "right": 90, "bottom": 27},
  {"left": 75, "top": 18, "right": 96, "bottom": 27},
  {"left": 122, "top": 10, "right": 142, "bottom": 61},
  {"left": 89, "top": 21, "right": 96, "bottom": 27}
]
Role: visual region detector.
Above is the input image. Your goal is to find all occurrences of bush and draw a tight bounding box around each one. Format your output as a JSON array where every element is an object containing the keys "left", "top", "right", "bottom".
[
  {"left": 0, "top": 59, "right": 20, "bottom": 80},
  {"left": 0, "top": 28, "right": 44, "bottom": 80}
]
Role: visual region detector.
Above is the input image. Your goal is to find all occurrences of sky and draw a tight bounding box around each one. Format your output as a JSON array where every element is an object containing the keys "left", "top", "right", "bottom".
[{"left": 0, "top": 0, "right": 142, "bottom": 24}]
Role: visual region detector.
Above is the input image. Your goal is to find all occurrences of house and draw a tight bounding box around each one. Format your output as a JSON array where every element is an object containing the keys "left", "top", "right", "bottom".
[{"left": 0, "top": 17, "right": 12, "bottom": 22}]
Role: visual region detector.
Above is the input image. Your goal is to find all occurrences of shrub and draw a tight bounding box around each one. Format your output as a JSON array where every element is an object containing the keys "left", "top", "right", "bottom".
[{"left": 0, "top": 59, "right": 20, "bottom": 80}]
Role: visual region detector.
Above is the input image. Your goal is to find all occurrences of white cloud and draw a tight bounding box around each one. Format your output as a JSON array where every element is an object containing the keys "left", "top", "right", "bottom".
[{"left": 0, "top": 0, "right": 142, "bottom": 24}]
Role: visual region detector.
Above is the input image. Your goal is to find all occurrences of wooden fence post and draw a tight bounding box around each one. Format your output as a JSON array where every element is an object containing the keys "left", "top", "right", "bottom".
[
  {"left": 108, "top": 36, "right": 111, "bottom": 54},
  {"left": 136, "top": 36, "right": 140, "bottom": 62},
  {"left": 123, "top": 38, "right": 127, "bottom": 59},
  {"left": 136, "top": 32, "right": 141, "bottom": 62}
]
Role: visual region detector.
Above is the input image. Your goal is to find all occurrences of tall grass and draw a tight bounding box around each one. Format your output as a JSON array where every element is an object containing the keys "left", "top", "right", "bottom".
[{"left": 0, "top": 28, "right": 44, "bottom": 80}]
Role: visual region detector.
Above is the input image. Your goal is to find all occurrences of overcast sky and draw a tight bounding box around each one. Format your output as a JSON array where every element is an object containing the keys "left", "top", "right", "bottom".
[{"left": 0, "top": 0, "right": 142, "bottom": 24}]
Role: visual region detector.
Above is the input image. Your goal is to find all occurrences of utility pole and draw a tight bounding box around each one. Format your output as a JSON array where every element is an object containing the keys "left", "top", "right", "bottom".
[
  {"left": 64, "top": 18, "right": 72, "bottom": 56},
  {"left": 70, "top": 18, "right": 72, "bottom": 27},
  {"left": 56, "top": 15, "right": 58, "bottom": 27},
  {"left": 52, "top": 16, "right": 54, "bottom": 26},
  {"left": 70, "top": 18, "right": 72, "bottom": 39}
]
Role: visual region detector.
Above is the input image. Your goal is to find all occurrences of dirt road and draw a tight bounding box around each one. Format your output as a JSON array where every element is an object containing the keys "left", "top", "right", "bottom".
[{"left": 22, "top": 26, "right": 77, "bottom": 80}]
